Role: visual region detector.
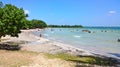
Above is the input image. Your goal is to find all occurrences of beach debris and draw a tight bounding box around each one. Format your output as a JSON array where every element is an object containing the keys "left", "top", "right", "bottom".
[{"left": 0, "top": 43, "right": 21, "bottom": 50}]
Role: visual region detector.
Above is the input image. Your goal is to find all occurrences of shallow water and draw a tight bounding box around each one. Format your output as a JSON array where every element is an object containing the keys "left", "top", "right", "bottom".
[{"left": 34, "top": 27, "right": 120, "bottom": 59}]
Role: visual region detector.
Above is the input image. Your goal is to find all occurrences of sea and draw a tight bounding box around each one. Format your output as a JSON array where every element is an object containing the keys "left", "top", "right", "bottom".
[{"left": 34, "top": 27, "right": 120, "bottom": 59}]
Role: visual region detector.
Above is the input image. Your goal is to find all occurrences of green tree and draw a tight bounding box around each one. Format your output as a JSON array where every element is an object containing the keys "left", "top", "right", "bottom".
[
  {"left": 39, "top": 20, "right": 47, "bottom": 28},
  {"left": 47, "top": 25, "right": 83, "bottom": 28},
  {"left": 22, "top": 19, "right": 32, "bottom": 29},
  {"left": 0, "top": 1, "right": 3, "bottom": 8},
  {"left": 31, "top": 19, "right": 47, "bottom": 28},
  {"left": 0, "top": 4, "right": 26, "bottom": 41}
]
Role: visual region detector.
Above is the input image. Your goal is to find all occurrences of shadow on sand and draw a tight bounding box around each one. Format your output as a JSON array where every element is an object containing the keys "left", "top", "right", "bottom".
[{"left": 0, "top": 42, "right": 21, "bottom": 50}]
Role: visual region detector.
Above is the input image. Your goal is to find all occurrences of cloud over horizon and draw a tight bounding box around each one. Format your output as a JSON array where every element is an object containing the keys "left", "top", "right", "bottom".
[{"left": 24, "top": 10, "right": 30, "bottom": 14}]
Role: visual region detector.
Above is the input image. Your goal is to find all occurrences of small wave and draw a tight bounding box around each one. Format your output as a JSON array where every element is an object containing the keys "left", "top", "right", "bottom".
[
  {"left": 74, "top": 35, "right": 81, "bottom": 38},
  {"left": 43, "top": 34, "right": 49, "bottom": 36},
  {"left": 51, "top": 32, "right": 54, "bottom": 33}
]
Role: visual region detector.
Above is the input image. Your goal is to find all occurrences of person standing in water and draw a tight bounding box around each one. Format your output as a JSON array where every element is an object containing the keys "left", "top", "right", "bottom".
[
  {"left": 118, "top": 38, "right": 120, "bottom": 42},
  {"left": 40, "top": 34, "right": 42, "bottom": 37}
]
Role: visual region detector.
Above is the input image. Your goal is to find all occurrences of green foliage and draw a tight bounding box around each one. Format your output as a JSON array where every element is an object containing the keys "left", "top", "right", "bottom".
[
  {"left": 0, "top": 1, "right": 47, "bottom": 40},
  {"left": 0, "top": 3, "right": 26, "bottom": 39},
  {"left": 25, "top": 13, "right": 29, "bottom": 17},
  {"left": 22, "top": 19, "right": 47, "bottom": 29},
  {"left": 31, "top": 19, "right": 47, "bottom": 28},
  {"left": 48, "top": 25, "right": 83, "bottom": 28},
  {"left": 22, "top": 19, "right": 31, "bottom": 29},
  {"left": 0, "top": 1, "right": 3, "bottom": 8}
]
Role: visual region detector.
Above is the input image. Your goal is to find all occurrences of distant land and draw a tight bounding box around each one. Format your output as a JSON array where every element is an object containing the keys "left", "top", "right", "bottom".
[{"left": 47, "top": 25, "right": 83, "bottom": 28}]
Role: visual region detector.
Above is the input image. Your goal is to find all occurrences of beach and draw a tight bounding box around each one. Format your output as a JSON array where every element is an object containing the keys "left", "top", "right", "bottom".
[
  {"left": 1, "top": 29, "right": 120, "bottom": 67},
  {"left": 1, "top": 29, "right": 93, "bottom": 56},
  {"left": 2, "top": 28, "right": 120, "bottom": 58},
  {"left": 0, "top": 29, "right": 94, "bottom": 67}
]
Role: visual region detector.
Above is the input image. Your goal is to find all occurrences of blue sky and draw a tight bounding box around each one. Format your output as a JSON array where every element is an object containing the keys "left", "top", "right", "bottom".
[{"left": 1, "top": 0, "right": 120, "bottom": 26}]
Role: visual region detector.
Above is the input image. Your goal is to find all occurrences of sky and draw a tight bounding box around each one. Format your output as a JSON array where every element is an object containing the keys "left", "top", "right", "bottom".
[{"left": 1, "top": 0, "right": 120, "bottom": 26}]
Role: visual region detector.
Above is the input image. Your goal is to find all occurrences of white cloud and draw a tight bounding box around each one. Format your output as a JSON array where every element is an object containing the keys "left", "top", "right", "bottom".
[
  {"left": 24, "top": 10, "right": 30, "bottom": 14},
  {"left": 109, "top": 10, "right": 116, "bottom": 14},
  {"left": 108, "top": 10, "right": 116, "bottom": 16}
]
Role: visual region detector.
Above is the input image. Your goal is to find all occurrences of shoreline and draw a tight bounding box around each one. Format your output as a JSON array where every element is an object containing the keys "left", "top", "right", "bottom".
[
  {"left": 1, "top": 29, "right": 93, "bottom": 56},
  {"left": 22, "top": 29, "right": 93, "bottom": 56},
  {"left": 1, "top": 29, "right": 120, "bottom": 62}
]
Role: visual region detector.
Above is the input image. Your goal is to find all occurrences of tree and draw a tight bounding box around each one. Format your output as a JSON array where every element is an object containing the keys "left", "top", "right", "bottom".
[
  {"left": 47, "top": 25, "right": 83, "bottom": 28},
  {"left": 22, "top": 19, "right": 32, "bottom": 29},
  {"left": 22, "top": 19, "right": 47, "bottom": 29},
  {"left": 25, "top": 14, "right": 29, "bottom": 17},
  {"left": 0, "top": 4, "right": 26, "bottom": 41},
  {"left": 31, "top": 19, "right": 47, "bottom": 28},
  {"left": 0, "top": 1, "right": 3, "bottom": 8},
  {"left": 39, "top": 20, "right": 47, "bottom": 28}
]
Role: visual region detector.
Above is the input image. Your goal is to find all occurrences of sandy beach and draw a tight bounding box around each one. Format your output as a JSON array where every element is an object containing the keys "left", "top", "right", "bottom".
[
  {"left": 0, "top": 29, "right": 95, "bottom": 67},
  {"left": 1, "top": 29, "right": 93, "bottom": 56},
  {"left": 1, "top": 29, "right": 120, "bottom": 67}
]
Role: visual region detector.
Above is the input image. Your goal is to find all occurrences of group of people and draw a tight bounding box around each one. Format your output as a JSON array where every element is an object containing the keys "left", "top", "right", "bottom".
[{"left": 42, "top": 28, "right": 120, "bottom": 42}]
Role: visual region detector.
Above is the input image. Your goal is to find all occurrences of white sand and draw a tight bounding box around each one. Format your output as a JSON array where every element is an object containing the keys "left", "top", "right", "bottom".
[
  {"left": 1, "top": 29, "right": 40, "bottom": 42},
  {"left": 2, "top": 29, "right": 120, "bottom": 67},
  {"left": 1, "top": 29, "right": 93, "bottom": 56}
]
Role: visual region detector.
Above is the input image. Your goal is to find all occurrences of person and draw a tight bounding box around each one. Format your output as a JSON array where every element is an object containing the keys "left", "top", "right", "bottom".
[
  {"left": 118, "top": 39, "right": 120, "bottom": 42},
  {"left": 40, "top": 34, "right": 42, "bottom": 37}
]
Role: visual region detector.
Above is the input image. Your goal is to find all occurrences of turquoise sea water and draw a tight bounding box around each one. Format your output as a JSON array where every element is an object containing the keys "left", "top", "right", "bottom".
[{"left": 34, "top": 27, "right": 120, "bottom": 59}]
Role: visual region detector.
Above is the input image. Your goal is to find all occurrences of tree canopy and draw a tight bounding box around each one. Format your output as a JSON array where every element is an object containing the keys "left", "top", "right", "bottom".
[
  {"left": 31, "top": 19, "right": 47, "bottom": 28},
  {"left": 22, "top": 19, "right": 47, "bottom": 29},
  {"left": 0, "top": 3, "right": 26, "bottom": 39},
  {"left": 0, "top": 2, "right": 47, "bottom": 41}
]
